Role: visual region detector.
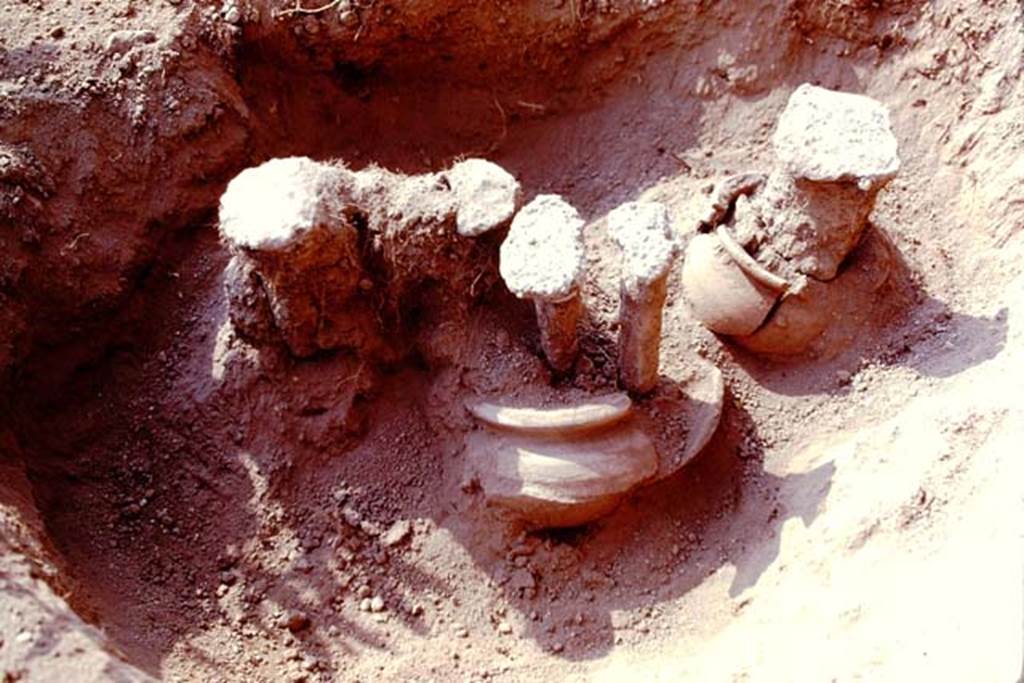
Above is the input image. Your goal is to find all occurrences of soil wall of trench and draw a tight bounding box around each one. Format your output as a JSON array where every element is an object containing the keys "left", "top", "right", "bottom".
[{"left": 1, "top": 0, "right": 1023, "bottom": 680}]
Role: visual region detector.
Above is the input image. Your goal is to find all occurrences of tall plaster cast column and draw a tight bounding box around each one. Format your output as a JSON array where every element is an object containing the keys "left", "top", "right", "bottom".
[
  {"left": 218, "top": 155, "right": 521, "bottom": 357},
  {"left": 607, "top": 201, "right": 676, "bottom": 394},
  {"left": 735, "top": 82, "right": 901, "bottom": 282},
  {"left": 499, "top": 195, "right": 586, "bottom": 373}
]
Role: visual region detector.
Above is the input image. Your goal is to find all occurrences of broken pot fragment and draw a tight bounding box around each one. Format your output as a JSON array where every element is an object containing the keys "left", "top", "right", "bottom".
[
  {"left": 681, "top": 231, "right": 780, "bottom": 337},
  {"left": 468, "top": 392, "right": 632, "bottom": 435},
  {"left": 499, "top": 194, "right": 586, "bottom": 372},
  {"left": 464, "top": 355, "right": 727, "bottom": 529},
  {"left": 738, "top": 225, "right": 897, "bottom": 355}
]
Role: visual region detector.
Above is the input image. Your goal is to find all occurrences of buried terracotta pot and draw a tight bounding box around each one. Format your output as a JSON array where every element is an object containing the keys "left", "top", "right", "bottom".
[
  {"left": 464, "top": 393, "right": 656, "bottom": 528},
  {"left": 681, "top": 231, "right": 782, "bottom": 337},
  {"left": 738, "top": 226, "right": 896, "bottom": 355},
  {"left": 736, "top": 278, "right": 830, "bottom": 355},
  {"left": 463, "top": 359, "right": 724, "bottom": 528},
  {"left": 684, "top": 221, "right": 896, "bottom": 356}
]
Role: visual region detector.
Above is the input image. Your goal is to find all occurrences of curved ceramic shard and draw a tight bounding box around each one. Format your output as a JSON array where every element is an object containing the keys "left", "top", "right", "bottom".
[
  {"left": 467, "top": 392, "right": 632, "bottom": 435},
  {"left": 738, "top": 279, "right": 832, "bottom": 355},
  {"left": 466, "top": 422, "right": 657, "bottom": 528},
  {"left": 654, "top": 358, "right": 725, "bottom": 479},
  {"left": 715, "top": 226, "right": 789, "bottom": 292}
]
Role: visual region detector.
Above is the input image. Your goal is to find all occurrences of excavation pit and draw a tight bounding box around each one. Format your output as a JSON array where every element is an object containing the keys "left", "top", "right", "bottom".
[{"left": 0, "top": 1, "right": 1021, "bottom": 681}]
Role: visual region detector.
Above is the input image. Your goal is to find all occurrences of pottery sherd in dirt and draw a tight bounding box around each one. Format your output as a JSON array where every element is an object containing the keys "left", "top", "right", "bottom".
[
  {"left": 608, "top": 201, "right": 676, "bottom": 394},
  {"left": 739, "top": 224, "right": 897, "bottom": 355},
  {"left": 469, "top": 392, "right": 632, "bottom": 434},
  {"left": 681, "top": 230, "right": 781, "bottom": 337},
  {"left": 465, "top": 392, "right": 657, "bottom": 528},
  {"left": 499, "top": 194, "right": 586, "bottom": 372}
]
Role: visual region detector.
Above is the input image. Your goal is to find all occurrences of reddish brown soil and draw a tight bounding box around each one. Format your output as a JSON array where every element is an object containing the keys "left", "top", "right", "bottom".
[{"left": 1, "top": 1, "right": 1022, "bottom": 681}]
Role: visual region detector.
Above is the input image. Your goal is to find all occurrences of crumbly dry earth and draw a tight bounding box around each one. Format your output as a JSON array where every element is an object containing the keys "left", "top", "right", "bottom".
[{"left": 1, "top": 1, "right": 1023, "bottom": 682}]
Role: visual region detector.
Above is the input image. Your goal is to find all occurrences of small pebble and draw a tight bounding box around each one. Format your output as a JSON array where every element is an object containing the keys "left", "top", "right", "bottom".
[
  {"left": 286, "top": 612, "right": 311, "bottom": 633},
  {"left": 381, "top": 519, "right": 412, "bottom": 548}
]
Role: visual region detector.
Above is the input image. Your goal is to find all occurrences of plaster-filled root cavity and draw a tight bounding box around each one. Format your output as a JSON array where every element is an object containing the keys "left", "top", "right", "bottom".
[
  {"left": 608, "top": 202, "right": 676, "bottom": 394},
  {"left": 499, "top": 195, "right": 587, "bottom": 373},
  {"left": 682, "top": 84, "right": 903, "bottom": 356},
  {"left": 220, "top": 155, "right": 520, "bottom": 360}
]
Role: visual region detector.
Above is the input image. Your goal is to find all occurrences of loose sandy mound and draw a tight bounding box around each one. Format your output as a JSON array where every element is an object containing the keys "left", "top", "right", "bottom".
[{"left": 1, "top": 1, "right": 1022, "bottom": 681}]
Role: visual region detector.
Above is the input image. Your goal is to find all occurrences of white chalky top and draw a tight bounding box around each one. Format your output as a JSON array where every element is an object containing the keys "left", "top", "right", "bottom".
[
  {"left": 499, "top": 194, "right": 585, "bottom": 301},
  {"left": 607, "top": 201, "right": 676, "bottom": 291},
  {"left": 446, "top": 159, "right": 520, "bottom": 237},
  {"left": 773, "top": 84, "right": 901, "bottom": 185},
  {"left": 219, "top": 157, "right": 344, "bottom": 251}
]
